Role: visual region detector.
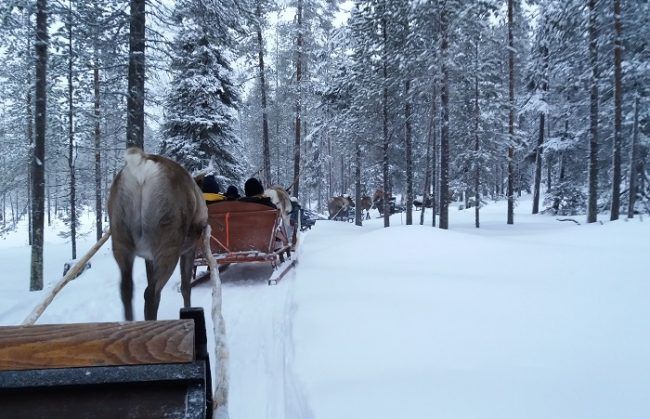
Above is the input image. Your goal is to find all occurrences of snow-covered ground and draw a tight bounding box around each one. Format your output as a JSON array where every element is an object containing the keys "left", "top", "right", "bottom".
[{"left": 1, "top": 198, "right": 649, "bottom": 419}]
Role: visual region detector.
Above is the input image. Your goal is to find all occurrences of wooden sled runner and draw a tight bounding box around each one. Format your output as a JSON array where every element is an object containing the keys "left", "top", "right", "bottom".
[
  {"left": 0, "top": 308, "right": 213, "bottom": 419},
  {"left": 194, "top": 201, "right": 299, "bottom": 286}
]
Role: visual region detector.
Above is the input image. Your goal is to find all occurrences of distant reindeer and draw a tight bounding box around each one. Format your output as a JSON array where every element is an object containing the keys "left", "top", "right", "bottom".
[
  {"left": 360, "top": 196, "right": 372, "bottom": 219},
  {"left": 108, "top": 147, "right": 208, "bottom": 321},
  {"left": 413, "top": 194, "right": 433, "bottom": 210},
  {"left": 372, "top": 188, "right": 400, "bottom": 216},
  {"left": 328, "top": 196, "right": 354, "bottom": 220}
]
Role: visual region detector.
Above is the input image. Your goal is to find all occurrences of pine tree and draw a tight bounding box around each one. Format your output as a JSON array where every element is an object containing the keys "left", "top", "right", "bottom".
[{"left": 159, "top": 0, "right": 247, "bottom": 184}]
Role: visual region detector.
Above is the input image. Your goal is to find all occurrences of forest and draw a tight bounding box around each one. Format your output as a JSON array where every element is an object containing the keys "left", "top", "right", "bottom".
[{"left": 0, "top": 0, "right": 648, "bottom": 289}]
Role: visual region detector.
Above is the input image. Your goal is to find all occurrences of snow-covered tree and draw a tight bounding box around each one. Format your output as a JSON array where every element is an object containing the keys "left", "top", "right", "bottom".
[{"left": 159, "top": 0, "right": 247, "bottom": 185}]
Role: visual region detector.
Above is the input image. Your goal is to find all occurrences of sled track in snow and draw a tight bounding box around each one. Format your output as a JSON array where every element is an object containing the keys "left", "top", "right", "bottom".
[
  {"left": 281, "top": 273, "right": 313, "bottom": 419},
  {"left": 212, "top": 245, "right": 311, "bottom": 419}
]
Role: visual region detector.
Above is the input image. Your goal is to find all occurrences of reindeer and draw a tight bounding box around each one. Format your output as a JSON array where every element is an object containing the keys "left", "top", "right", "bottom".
[
  {"left": 265, "top": 186, "right": 293, "bottom": 228},
  {"left": 108, "top": 147, "right": 208, "bottom": 321},
  {"left": 328, "top": 196, "right": 354, "bottom": 220},
  {"left": 360, "top": 196, "right": 372, "bottom": 220},
  {"left": 372, "top": 188, "right": 398, "bottom": 216},
  {"left": 265, "top": 186, "right": 297, "bottom": 246}
]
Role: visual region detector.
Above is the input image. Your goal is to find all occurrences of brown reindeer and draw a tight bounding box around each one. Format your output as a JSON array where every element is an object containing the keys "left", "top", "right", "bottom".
[
  {"left": 360, "top": 196, "right": 372, "bottom": 219},
  {"left": 108, "top": 147, "right": 208, "bottom": 321},
  {"left": 372, "top": 188, "right": 384, "bottom": 206},
  {"left": 373, "top": 188, "right": 398, "bottom": 215},
  {"left": 328, "top": 196, "right": 354, "bottom": 220}
]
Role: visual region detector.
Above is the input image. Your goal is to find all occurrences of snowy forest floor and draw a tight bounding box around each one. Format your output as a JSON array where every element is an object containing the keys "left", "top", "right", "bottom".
[{"left": 1, "top": 196, "right": 649, "bottom": 419}]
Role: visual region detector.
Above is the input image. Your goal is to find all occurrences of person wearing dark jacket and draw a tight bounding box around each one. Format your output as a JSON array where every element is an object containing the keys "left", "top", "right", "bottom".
[
  {"left": 239, "top": 177, "right": 276, "bottom": 208},
  {"left": 225, "top": 185, "right": 241, "bottom": 200},
  {"left": 201, "top": 174, "right": 226, "bottom": 204}
]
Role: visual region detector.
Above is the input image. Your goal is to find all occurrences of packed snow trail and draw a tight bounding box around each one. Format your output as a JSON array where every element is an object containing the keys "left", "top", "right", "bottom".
[
  {"left": 0, "top": 213, "right": 310, "bottom": 418},
  {"left": 205, "top": 263, "right": 310, "bottom": 419}
]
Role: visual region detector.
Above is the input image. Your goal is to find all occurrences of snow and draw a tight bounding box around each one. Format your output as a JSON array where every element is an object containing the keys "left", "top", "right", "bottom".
[{"left": 1, "top": 198, "right": 649, "bottom": 419}]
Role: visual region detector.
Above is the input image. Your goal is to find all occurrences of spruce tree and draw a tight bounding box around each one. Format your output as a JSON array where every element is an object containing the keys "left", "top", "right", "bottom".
[{"left": 160, "top": 0, "right": 247, "bottom": 184}]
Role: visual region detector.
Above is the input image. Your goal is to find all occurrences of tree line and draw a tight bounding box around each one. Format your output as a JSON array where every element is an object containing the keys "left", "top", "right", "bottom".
[{"left": 0, "top": 0, "right": 647, "bottom": 289}]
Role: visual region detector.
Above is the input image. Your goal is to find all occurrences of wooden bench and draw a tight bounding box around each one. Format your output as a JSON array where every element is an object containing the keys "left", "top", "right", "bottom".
[{"left": 0, "top": 308, "right": 213, "bottom": 419}]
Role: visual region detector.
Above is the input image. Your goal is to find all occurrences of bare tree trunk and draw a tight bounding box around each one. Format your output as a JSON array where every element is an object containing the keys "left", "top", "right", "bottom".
[
  {"left": 405, "top": 79, "right": 413, "bottom": 225},
  {"left": 494, "top": 163, "right": 501, "bottom": 200},
  {"left": 474, "top": 42, "right": 481, "bottom": 228},
  {"left": 532, "top": 31, "right": 548, "bottom": 215},
  {"left": 432, "top": 84, "right": 438, "bottom": 227},
  {"left": 10, "top": 194, "right": 16, "bottom": 226},
  {"left": 340, "top": 157, "right": 345, "bottom": 194},
  {"left": 327, "top": 129, "right": 332, "bottom": 199},
  {"left": 355, "top": 140, "right": 362, "bottom": 226},
  {"left": 546, "top": 154, "right": 552, "bottom": 192},
  {"left": 67, "top": 4, "right": 77, "bottom": 260},
  {"left": 506, "top": 0, "right": 515, "bottom": 225},
  {"left": 94, "top": 49, "right": 102, "bottom": 241},
  {"left": 52, "top": 178, "right": 59, "bottom": 220},
  {"left": 30, "top": 0, "right": 48, "bottom": 291},
  {"left": 628, "top": 94, "right": 640, "bottom": 218},
  {"left": 292, "top": 0, "right": 303, "bottom": 199},
  {"left": 587, "top": 0, "right": 599, "bottom": 223},
  {"left": 532, "top": 113, "right": 545, "bottom": 214},
  {"left": 23, "top": 9, "right": 34, "bottom": 244},
  {"left": 317, "top": 178, "right": 322, "bottom": 212},
  {"left": 126, "top": 0, "right": 145, "bottom": 149},
  {"left": 421, "top": 94, "right": 434, "bottom": 226},
  {"left": 382, "top": 9, "right": 390, "bottom": 228},
  {"left": 26, "top": 82, "right": 33, "bottom": 244},
  {"left": 610, "top": 0, "right": 623, "bottom": 220},
  {"left": 439, "top": 3, "right": 450, "bottom": 230},
  {"left": 256, "top": 1, "right": 271, "bottom": 185}
]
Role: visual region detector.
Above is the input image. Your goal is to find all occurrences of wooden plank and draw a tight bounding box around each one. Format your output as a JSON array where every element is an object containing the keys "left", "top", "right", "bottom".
[{"left": 0, "top": 319, "right": 194, "bottom": 371}]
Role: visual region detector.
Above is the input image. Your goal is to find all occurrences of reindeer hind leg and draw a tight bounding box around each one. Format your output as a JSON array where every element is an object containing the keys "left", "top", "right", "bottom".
[
  {"left": 179, "top": 248, "right": 195, "bottom": 308},
  {"left": 114, "top": 250, "right": 135, "bottom": 321},
  {"left": 144, "top": 254, "right": 179, "bottom": 320}
]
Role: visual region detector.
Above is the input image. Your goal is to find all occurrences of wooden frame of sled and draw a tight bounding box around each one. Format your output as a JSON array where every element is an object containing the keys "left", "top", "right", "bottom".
[
  {"left": 0, "top": 307, "right": 213, "bottom": 419},
  {"left": 194, "top": 201, "right": 298, "bottom": 285}
]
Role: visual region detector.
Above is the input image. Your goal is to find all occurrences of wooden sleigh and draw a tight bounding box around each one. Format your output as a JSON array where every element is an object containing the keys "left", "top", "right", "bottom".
[
  {"left": 193, "top": 201, "right": 299, "bottom": 285},
  {"left": 0, "top": 308, "right": 213, "bottom": 419}
]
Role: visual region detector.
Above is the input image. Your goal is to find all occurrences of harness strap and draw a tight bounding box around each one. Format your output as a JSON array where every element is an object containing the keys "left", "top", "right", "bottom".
[
  {"left": 225, "top": 212, "right": 231, "bottom": 249},
  {"left": 331, "top": 205, "right": 347, "bottom": 220},
  {"left": 210, "top": 233, "right": 232, "bottom": 253}
]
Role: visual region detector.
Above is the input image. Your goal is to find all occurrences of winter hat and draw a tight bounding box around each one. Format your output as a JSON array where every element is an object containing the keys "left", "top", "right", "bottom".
[
  {"left": 244, "top": 178, "right": 264, "bottom": 197},
  {"left": 225, "top": 185, "right": 241, "bottom": 199},
  {"left": 202, "top": 174, "right": 220, "bottom": 194}
]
